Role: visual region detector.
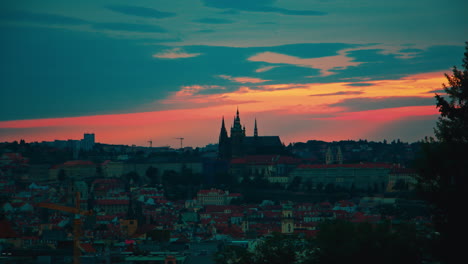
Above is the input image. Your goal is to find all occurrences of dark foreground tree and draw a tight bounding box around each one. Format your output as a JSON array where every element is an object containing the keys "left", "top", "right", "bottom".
[
  {"left": 434, "top": 42, "right": 468, "bottom": 143},
  {"left": 214, "top": 221, "right": 429, "bottom": 264},
  {"left": 214, "top": 233, "right": 311, "bottom": 264},
  {"left": 415, "top": 42, "right": 468, "bottom": 263},
  {"left": 314, "top": 220, "right": 429, "bottom": 264}
]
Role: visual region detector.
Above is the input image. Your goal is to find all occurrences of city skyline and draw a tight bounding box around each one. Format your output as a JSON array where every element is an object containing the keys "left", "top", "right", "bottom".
[{"left": 1, "top": 0, "right": 467, "bottom": 147}]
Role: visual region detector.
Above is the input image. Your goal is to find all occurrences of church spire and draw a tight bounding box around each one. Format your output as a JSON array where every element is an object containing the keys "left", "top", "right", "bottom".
[
  {"left": 219, "top": 116, "right": 228, "bottom": 140},
  {"left": 218, "top": 116, "right": 230, "bottom": 159},
  {"left": 254, "top": 118, "right": 258, "bottom": 137}
]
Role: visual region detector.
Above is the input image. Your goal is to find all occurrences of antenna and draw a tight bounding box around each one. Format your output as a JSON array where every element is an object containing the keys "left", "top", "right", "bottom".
[
  {"left": 148, "top": 140, "right": 152, "bottom": 148},
  {"left": 175, "top": 137, "right": 184, "bottom": 149}
]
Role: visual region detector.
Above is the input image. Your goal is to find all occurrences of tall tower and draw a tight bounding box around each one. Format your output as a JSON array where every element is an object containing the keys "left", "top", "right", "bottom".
[
  {"left": 325, "top": 147, "right": 334, "bottom": 164},
  {"left": 336, "top": 146, "right": 343, "bottom": 164},
  {"left": 281, "top": 204, "right": 294, "bottom": 234},
  {"left": 230, "top": 108, "right": 245, "bottom": 157},
  {"left": 254, "top": 118, "right": 258, "bottom": 137},
  {"left": 218, "top": 117, "right": 230, "bottom": 159}
]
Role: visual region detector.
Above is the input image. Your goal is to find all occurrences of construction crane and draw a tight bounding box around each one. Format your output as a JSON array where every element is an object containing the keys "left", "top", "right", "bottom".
[
  {"left": 148, "top": 140, "right": 152, "bottom": 148},
  {"left": 37, "top": 192, "right": 93, "bottom": 264},
  {"left": 175, "top": 137, "right": 184, "bottom": 149}
]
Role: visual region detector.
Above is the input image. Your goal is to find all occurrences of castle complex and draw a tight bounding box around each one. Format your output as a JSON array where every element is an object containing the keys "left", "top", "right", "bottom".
[{"left": 218, "top": 109, "right": 284, "bottom": 159}]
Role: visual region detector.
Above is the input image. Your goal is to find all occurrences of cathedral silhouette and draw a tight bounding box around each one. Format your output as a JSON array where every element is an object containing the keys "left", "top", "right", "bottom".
[{"left": 218, "top": 108, "right": 284, "bottom": 159}]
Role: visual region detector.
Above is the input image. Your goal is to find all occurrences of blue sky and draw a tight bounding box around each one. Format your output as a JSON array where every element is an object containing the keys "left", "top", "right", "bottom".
[{"left": 1, "top": 0, "right": 467, "bottom": 146}]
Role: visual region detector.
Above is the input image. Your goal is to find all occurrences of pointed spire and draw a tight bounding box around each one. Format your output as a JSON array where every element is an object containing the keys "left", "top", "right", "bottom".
[
  {"left": 219, "top": 116, "right": 228, "bottom": 141},
  {"left": 254, "top": 118, "right": 258, "bottom": 137}
]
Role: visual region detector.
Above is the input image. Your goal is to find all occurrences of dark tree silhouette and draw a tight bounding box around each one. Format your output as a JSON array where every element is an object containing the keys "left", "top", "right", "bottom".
[
  {"left": 57, "top": 169, "right": 66, "bottom": 182},
  {"left": 416, "top": 42, "right": 468, "bottom": 264},
  {"left": 145, "top": 166, "right": 159, "bottom": 185},
  {"left": 434, "top": 41, "right": 468, "bottom": 143}
]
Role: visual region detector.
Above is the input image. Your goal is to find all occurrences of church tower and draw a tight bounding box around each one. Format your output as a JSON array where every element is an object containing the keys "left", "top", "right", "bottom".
[
  {"left": 218, "top": 116, "right": 230, "bottom": 159},
  {"left": 281, "top": 204, "right": 294, "bottom": 234},
  {"left": 254, "top": 118, "right": 258, "bottom": 138},
  {"left": 230, "top": 108, "right": 245, "bottom": 157},
  {"left": 336, "top": 146, "right": 343, "bottom": 164},
  {"left": 325, "top": 147, "right": 334, "bottom": 164}
]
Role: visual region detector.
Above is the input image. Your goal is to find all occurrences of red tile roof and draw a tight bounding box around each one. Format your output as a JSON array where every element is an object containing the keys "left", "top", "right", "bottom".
[
  {"left": 197, "top": 189, "right": 226, "bottom": 195},
  {"left": 96, "top": 199, "right": 129, "bottom": 205},
  {"left": 80, "top": 243, "right": 96, "bottom": 253},
  {"left": 63, "top": 160, "right": 95, "bottom": 166},
  {"left": 390, "top": 168, "right": 417, "bottom": 174},
  {"left": 298, "top": 163, "right": 393, "bottom": 169},
  {"left": 0, "top": 220, "right": 17, "bottom": 238}
]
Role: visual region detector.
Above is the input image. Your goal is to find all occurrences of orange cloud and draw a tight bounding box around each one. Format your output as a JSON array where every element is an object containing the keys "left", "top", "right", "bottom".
[
  {"left": 152, "top": 48, "right": 201, "bottom": 59},
  {"left": 0, "top": 71, "right": 447, "bottom": 147},
  {"left": 218, "top": 75, "right": 270, "bottom": 83},
  {"left": 248, "top": 48, "right": 361, "bottom": 76},
  {"left": 311, "top": 106, "right": 438, "bottom": 121}
]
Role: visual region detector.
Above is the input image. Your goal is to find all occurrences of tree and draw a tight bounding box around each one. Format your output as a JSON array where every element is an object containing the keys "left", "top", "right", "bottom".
[
  {"left": 252, "top": 233, "right": 309, "bottom": 264},
  {"left": 145, "top": 166, "right": 159, "bottom": 185},
  {"left": 415, "top": 42, "right": 468, "bottom": 263},
  {"left": 57, "top": 169, "right": 66, "bottom": 182},
  {"left": 393, "top": 179, "right": 408, "bottom": 191},
  {"left": 288, "top": 176, "right": 302, "bottom": 191},
  {"left": 434, "top": 41, "right": 468, "bottom": 143},
  {"left": 214, "top": 222, "right": 430, "bottom": 264},
  {"left": 214, "top": 233, "right": 311, "bottom": 264},
  {"left": 314, "top": 220, "right": 428, "bottom": 264},
  {"left": 214, "top": 244, "right": 253, "bottom": 264}
]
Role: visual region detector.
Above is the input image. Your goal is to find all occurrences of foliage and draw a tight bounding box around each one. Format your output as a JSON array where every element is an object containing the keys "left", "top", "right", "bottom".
[
  {"left": 214, "top": 221, "right": 430, "bottom": 264},
  {"left": 213, "top": 245, "right": 253, "bottom": 264},
  {"left": 415, "top": 41, "right": 468, "bottom": 263},
  {"left": 314, "top": 220, "right": 427, "bottom": 264},
  {"left": 214, "top": 233, "right": 311, "bottom": 264},
  {"left": 252, "top": 233, "right": 310, "bottom": 264},
  {"left": 434, "top": 42, "right": 468, "bottom": 143},
  {"left": 57, "top": 169, "right": 66, "bottom": 182},
  {"left": 145, "top": 166, "right": 159, "bottom": 185}
]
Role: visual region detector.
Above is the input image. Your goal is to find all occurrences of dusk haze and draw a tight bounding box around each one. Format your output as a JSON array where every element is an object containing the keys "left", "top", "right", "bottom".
[
  {"left": 1, "top": 0, "right": 467, "bottom": 147},
  {"left": 1, "top": 1, "right": 468, "bottom": 263}
]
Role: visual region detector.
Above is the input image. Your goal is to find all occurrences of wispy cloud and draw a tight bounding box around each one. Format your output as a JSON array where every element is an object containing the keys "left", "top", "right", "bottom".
[
  {"left": 92, "top": 22, "right": 167, "bottom": 33},
  {"left": 201, "top": 0, "right": 326, "bottom": 16},
  {"left": 345, "top": 83, "right": 375, "bottom": 87},
  {"left": 152, "top": 48, "right": 202, "bottom": 59},
  {"left": 309, "top": 91, "right": 364, "bottom": 97},
  {"left": 255, "top": 65, "right": 278, "bottom": 73},
  {"left": 174, "top": 85, "right": 224, "bottom": 97},
  {"left": 426, "top": 89, "right": 445, "bottom": 94},
  {"left": 218, "top": 75, "right": 270, "bottom": 83},
  {"left": 106, "top": 5, "right": 176, "bottom": 18},
  {"left": 329, "top": 96, "right": 435, "bottom": 111},
  {"left": 248, "top": 48, "right": 361, "bottom": 77},
  {"left": 311, "top": 106, "right": 438, "bottom": 121},
  {"left": 193, "top": 18, "right": 234, "bottom": 24},
  {"left": 194, "top": 29, "right": 216, "bottom": 33},
  {"left": 0, "top": 10, "right": 87, "bottom": 25}
]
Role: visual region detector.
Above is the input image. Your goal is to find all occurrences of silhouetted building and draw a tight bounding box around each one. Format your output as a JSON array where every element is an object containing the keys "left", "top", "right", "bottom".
[
  {"left": 218, "top": 109, "right": 283, "bottom": 159},
  {"left": 325, "top": 146, "right": 343, "bottom": 164},
  {"left": 81, "top": 133, "right": 95, "bottom": 151}
]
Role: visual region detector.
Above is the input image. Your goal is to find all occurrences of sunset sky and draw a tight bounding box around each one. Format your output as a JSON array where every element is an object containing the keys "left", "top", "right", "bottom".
[{"left": 1, "top": 0, "right": 467, "bottom": 148}]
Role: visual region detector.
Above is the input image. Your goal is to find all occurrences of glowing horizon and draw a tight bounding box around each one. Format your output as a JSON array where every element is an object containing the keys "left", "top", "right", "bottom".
[
  {"left": 0, "top": 71, "right": 445, "bottom": 147},
  {"left": 1, "top": 1, "right": 466, "bottom": 147}
]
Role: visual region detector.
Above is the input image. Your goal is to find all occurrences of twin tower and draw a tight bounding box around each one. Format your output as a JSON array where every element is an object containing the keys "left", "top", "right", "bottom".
[{"left": 218, "top": 109, "right": 283, "bottom": 159}]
